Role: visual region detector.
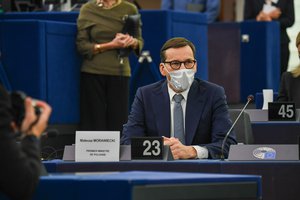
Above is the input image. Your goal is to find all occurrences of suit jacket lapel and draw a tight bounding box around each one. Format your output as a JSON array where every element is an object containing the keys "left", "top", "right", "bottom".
[
  {"left": 260, "top": 0, "right": 266, "bottom": 7},
  {"left": 152, "top": 80, "right": 171, "bottom": 137},
  {"left": 185, "top": 80, "right": 206, "bottom": 145}
]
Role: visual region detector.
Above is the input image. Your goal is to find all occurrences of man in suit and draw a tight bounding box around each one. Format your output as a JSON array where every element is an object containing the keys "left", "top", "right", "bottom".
[
  {"left": 161, "top": 0, "right": 220, "bottom": 23},
  {"left": 244, "top": 0, "right": 295, "bottom": 76},
  {"left": 121, "top": 37, "right": 237, "bottom": 159}
]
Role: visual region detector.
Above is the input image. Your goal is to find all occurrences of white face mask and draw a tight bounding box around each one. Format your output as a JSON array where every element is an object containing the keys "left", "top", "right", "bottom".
[{"left": 165, "top": 68, "right": 195, "bottom": 91}]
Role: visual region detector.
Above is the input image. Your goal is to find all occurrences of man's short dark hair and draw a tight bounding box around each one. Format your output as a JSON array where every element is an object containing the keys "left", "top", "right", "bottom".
[{"left": 160, "top": 37, "right": 196, "bottom": 62}]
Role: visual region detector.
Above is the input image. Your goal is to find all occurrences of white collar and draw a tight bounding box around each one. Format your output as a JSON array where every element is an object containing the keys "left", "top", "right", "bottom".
[
  {"left": 167, "top": 83, "right": 189, "bottom": 102},
  {"left": 266, "top": 0, "right": 278, "bottom": 4}
]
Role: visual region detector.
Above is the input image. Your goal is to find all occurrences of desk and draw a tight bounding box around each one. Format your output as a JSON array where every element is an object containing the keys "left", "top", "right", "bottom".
[
  {"left": 43, "top": 160, "right": 300, "bottom": 200},
  {"left": 222, "top": 161, "right": 300, "bottom": 200},
  {"left": 252, "top": 121, "right": 300, "bottom": 144},
  {"left": 44, "top": 160, "right": 221, "bottom": 174},
  {"left": 33, "top": 171, "right": 261, "bottom": 200},
  {"left": 245, "top": 109, "right": 300, "bottom": 144},
  {"left": 246, "top": 109, "right": 300, "bottom": 122}
]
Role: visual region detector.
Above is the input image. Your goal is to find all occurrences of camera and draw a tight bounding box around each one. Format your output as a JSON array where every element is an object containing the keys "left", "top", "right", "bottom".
[{"left": 10, "top": 91, "right": 41, "bottom": 128}]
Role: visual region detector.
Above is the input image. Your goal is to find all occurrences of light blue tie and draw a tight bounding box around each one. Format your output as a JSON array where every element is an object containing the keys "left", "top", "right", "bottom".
[{"left": 173, "top": 94, "right": 185, "bottom": 144}]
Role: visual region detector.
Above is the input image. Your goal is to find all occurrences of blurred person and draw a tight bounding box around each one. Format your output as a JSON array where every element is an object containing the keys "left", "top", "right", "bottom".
[
  {"left": 161, "top": 0, "right": 220, "bottom": 23},
  {"left": 244, "top": 0, "right": 295, "bottom": 76},
  {"left": 0, "top": 84, "right": 52, "bottom": 200},
  {"left": 76, "top": 0, "right": 143, "bottom": 132},
  {"left": 277, "top": 32, "right": 300, "bottom": 108},
  {"left": 121, "top": 37, "right": 237, "bottom": 159},
  {"left": 127, "top": 0, "right": 141, "bottom": 9}
]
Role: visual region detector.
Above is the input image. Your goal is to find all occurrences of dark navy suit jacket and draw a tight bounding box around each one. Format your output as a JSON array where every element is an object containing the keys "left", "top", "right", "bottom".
[{"left": 121, "top": 78, "right": 237, "bottom": 159}]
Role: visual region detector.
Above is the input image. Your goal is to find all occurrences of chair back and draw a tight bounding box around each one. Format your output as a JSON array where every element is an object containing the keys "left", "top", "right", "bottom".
[{"left": 229, "top": 109, "right": 254, "bottom": 144}]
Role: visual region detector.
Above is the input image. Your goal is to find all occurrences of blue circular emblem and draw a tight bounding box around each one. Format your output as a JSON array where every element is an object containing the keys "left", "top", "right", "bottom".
[{"left": 253, "top": 147, "right": 276, "bottom": 159}]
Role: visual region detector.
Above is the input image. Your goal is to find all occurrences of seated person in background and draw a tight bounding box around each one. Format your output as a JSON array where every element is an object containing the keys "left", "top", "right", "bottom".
[
  {"left": 277, "top": 32, "right": 300, "bottom": 108},
  {"left": 0, "top": 84, "right": 52, "bottom": 200},
  {"left": 121, "top": 37, "right": 237, "bottom": 159},
  {"left": 161, "top": 0, "right": 220, "bottom": 23}
]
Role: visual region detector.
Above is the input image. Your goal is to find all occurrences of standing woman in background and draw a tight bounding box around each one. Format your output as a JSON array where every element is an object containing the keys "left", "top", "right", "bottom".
[
  {"left": 76, "top": 0, "right": 143, "bottom": 132},
  {"left": 244, "top": 0, "right": 294, "bottom": 76}
]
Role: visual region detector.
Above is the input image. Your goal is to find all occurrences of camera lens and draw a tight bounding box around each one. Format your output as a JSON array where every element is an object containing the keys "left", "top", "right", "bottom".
[
  {"left": 10, "top": 91, "right": 41, "bottom": 128},
  {"left": 10, "top": 91, "right": 26, "bottom": 128}
]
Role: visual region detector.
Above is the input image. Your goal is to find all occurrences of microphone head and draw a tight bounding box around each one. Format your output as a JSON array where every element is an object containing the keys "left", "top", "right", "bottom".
[{"left": 247, "top": 95, "right": 254, "bottom": 102}]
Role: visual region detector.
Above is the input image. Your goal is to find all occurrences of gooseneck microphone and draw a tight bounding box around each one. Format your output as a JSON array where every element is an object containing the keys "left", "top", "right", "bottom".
[{"left": 220, "top": 95, "right": 254, "bottom": 160}]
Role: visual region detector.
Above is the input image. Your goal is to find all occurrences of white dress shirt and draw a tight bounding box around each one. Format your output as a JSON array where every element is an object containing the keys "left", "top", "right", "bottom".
[{"left": 167, "top": 85, "right": 208, "bottom": 159}]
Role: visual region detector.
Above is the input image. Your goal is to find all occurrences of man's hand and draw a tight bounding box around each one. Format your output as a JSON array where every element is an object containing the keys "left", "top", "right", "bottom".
[
  {"left": 256, "top": 11, "right": 272, "bottom": 21},
  {"left": 256, "top": 8, "right": 281, "bottom": 22},
  {"left": 21, "top": 97, "right": 52, "bottom": 138},
  {"left": 163, "top": 137, "right": 197, "bottom": 159},
  {"left": 268, "top": 8, "right": 281, "bottom": 19}
]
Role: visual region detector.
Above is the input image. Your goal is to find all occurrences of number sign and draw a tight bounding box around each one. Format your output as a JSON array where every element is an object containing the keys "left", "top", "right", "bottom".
[
  {"left": 268, "top": 102, "right": 296, "bottom": 121},
  {"left": 131, "top": 137, "right": 163, "bottom": 160}
]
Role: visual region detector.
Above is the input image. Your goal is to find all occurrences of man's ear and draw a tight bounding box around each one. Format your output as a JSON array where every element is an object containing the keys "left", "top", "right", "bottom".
[{"left": 160, "top": 63, "right": 167, "bottom": 77}]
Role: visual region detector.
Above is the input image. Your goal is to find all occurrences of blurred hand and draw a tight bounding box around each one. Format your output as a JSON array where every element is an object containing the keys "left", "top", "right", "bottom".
[
  {"left": 256, "top": 11, "right": 272, "bottom": 21},
  {"left": 112, "top": 33, "right": 137, "bottom": 49},
  {"left": 163, "top": 136, "right": 197, "bottom": 159},
  {"left": 21, "top": 97, "right": 52, "bottom": 138},
  {"left": 268, "top": 8, "right": 281, "bottom": 19},
  {"left": 123, "top": 35, "right": 137, "bottom": 48}
]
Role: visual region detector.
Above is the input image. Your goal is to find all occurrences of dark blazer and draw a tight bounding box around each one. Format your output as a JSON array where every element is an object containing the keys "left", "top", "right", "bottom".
[
  {"left": 121, "top": 78, "right": 237, "bottom": 159},
  {"left": 244, "top": 0, "right": 294, "bottom": 44},
  {"left": 0, "top": 84, "right": 41, "bottom": 200},
  {"left": 277, "top": 71, "right": 300, "bottom": 108}
]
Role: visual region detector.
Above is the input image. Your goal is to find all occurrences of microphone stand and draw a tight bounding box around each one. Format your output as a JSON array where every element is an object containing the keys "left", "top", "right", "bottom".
[{"left": 220, "top": 95, "right": 254, "bottom": 160}]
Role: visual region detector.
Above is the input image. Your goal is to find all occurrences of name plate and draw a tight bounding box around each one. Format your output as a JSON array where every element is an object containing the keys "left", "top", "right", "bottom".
[
  {"left": 131, "top": 137, "right": 163, "bottom": 160},
  {"left": 75, "top": 131, "right": 120, "bottom": 162},
  {"left": 268, "top": 102, "right": 296, "bottom": 121}
]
